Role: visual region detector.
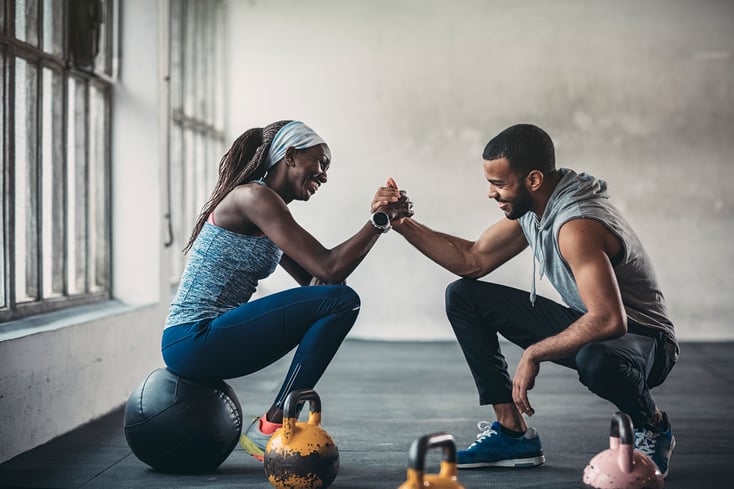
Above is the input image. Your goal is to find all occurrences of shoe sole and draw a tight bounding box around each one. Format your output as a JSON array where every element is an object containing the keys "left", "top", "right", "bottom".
[
  {"left": 239, "top": 434, "right": 265, "bottom": 462},
  {"left": 660, "top": 435, "right": 676, "bottom": 479},
  {"left": 458, "top": 454, "right": 546, "bottom": 469}
]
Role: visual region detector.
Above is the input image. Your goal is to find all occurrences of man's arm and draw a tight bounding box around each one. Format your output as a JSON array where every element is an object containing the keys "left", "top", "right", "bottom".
[
  {"left": 512, "top": 218, "right": 627, "bottom": 415},
  {"left": 392, "top": 217, "right": 529, "bottom": 278}
]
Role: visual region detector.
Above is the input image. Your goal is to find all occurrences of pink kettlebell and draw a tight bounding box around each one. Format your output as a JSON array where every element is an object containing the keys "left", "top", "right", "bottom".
[{"left": 582, "top": 412, "right": 663, "bottom": 489}]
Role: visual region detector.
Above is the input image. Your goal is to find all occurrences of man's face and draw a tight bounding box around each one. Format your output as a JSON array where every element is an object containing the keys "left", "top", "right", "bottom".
[{"left": 482, "top": 157, "right": 534, "bottom": 220}]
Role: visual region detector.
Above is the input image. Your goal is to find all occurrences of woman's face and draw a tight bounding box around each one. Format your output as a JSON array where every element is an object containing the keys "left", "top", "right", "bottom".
[{"left": 289, "top": 143, "right": 331, "bottom": 201}]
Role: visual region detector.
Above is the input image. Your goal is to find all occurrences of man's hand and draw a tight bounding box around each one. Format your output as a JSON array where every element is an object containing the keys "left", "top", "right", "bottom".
[
  {"left": 376, "top": 178, "right": 413, "bottom": 223},
  {"left": 513, "top": 350, "right": 540, "bottom": 416}
]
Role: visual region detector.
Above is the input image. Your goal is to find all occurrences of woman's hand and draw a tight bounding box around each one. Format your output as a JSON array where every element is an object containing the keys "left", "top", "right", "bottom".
[
  {"left": 374, "top": 178, "right": 413, "bottom": 223},
  {"left": 371, "top": 178, "right": 403, "bottom": 213},
  {"left": 309, "top": 276, "right": 347, "bottom": 286}
]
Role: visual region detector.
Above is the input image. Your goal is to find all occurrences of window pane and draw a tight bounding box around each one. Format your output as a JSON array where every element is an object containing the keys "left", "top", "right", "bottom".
[
  {"left": 0, "top": 50, "right": 5, "bottom": 307},
  {"left": 67, "top": 77, "right": 87, "bottom": 295},
  {"left": 14, "top": 57, "right": 39, "bottom": 302},
  {"left": 194, "top": 131, "right": 206, "bottom": 216},
  {"left": 89, "top": 84, "right": 109, "bottom": 291},
  {"left": 93, "top": 0, "right": 110, "bottom": 75},
  {"left": 42, "top": 0, "right": 63, "bottom": 56},
  {"left": 1, "top": 0, "right": 6, "bottom": 33},
  {"left": 182, "top": 126, "right": 196, "bottom": 239},
  {"left": 183, "top": 1, "right": 195, "bottom": 117},
  {"left": 214, "top": 2, "right": 225, "bottom": 131},
  {"left": 191, "top": 2, "right": 208, "bottom": 121},
  {"left": 15, "top": 0, "right": 39, "bottom": 46},
  {"left": 169, "top": 122, "right": 184, "bottom": 282},
  {"left": 199, "top": 2, "right": 210, "bottom": 122},
  {"left": 170, "top": 0, "right": 183, "bottom": 112},
  {"left": 41, "top": 67, "right": 64, "bottom": 298}
]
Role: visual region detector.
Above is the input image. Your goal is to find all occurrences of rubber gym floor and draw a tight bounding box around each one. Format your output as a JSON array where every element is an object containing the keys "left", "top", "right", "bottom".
[{"left": 0, "top": 339, "right": 730, "bottom": 489}]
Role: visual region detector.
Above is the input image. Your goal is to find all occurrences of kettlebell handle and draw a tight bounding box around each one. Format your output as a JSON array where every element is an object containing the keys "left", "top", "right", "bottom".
[
  {"left": 609, "top": 411, "right": 634, "bottom": 474},
  {"left": 283, "top": 389, "right": 322, "bottom": 420},
  {"left": 408, "top": 432, "right": 457, "bottom": 472},
  {"left": 281, "top": 389, "right": 323, "bottom": 441},
  {"left": 609, "top": 411, "right": 634, "bottom": 446}
]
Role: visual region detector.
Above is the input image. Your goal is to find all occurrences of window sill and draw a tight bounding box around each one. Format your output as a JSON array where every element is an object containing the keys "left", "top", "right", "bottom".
[{"left": 0, "top": 300, "right": 150, "bottom": 342}]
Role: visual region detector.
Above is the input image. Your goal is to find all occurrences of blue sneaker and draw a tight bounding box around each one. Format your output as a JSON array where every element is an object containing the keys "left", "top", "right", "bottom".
[
  {"left": 635, "top": 413, "right": 675, "bottom": 478},
  {"left": 457, "top": 421, "right": 545, "bottom": 468}
]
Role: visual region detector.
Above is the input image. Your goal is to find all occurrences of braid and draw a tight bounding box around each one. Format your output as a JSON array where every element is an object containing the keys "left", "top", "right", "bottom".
[{"left": 182, "top": 120, "right": 292, "bottom": 253}]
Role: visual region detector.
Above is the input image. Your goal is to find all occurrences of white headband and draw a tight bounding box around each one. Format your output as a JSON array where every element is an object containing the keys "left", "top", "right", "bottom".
[{"left": 265, "top": 121, "right": 327, "bottom": 170}]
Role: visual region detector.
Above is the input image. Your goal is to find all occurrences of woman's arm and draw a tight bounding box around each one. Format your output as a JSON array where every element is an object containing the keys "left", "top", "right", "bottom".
[
  {"left": 279, "top": 254, "right": 312, "bottom": 286},
  {"left": 232, "top": 183, "right": 410, "bottom": 284}
]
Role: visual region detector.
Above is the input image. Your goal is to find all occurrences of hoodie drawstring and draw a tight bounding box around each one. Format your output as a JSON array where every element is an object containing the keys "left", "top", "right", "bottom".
[{"left": 530, "top": 214, "right": 544, "bottom": 306}]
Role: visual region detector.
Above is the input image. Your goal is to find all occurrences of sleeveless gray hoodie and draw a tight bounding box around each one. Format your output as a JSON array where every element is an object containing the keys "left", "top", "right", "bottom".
[{"left": 518, "top": 169, "right": 678, "bottom": 357}]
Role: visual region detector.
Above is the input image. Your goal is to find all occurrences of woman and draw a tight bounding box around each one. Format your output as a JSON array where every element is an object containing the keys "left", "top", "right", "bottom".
[{"left": 162, "top": 120, "right": 412, "bottom": 460}]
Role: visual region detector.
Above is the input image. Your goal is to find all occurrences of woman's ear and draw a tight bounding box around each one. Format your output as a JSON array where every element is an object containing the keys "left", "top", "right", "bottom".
[{"left": 284, "top": 147, "right": 296, "bottom": 166}]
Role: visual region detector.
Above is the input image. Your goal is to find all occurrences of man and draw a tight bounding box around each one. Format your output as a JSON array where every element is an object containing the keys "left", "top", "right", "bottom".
[{"left": 387, "top": 124, "right": 678, "bottom": 477}]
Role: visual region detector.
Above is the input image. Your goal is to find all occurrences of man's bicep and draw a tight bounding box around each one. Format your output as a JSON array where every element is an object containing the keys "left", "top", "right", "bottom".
[
  {"left": 471, "top": 219, "right": 528, "bottom": 276},
  {"left": 559, "top": 220, "right": 626, "bottom": 327}
]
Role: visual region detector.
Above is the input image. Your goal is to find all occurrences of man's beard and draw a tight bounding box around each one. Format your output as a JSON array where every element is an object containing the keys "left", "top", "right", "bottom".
[{"left": 503, "top": 183, "right": 534, "bottom": 220}]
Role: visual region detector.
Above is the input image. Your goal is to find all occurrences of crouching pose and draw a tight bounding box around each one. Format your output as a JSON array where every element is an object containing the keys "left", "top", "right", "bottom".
[{"left": 390, "top": 123, "right": 677, "bottom": 477}]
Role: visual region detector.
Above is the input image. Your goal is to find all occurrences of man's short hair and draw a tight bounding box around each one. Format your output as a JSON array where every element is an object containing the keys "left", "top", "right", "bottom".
[{"left": 482, "top": 124, "right": 556, "bottom": 177}]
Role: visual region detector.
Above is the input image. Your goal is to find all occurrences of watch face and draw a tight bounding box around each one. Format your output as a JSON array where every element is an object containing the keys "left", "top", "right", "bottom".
[{"left": 373, "top": 212, "right": 389, "bottom": 226}]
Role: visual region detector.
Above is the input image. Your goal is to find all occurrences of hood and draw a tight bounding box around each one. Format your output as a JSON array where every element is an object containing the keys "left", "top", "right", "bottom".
[
  {"left": 526, "top": 168, "right": 609, "bottom": 305},
  {"left": 537, "top": 169, "right": 609, "bottom": 231}
]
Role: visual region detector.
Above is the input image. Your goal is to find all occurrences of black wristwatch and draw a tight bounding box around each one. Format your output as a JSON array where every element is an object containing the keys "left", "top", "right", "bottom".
[{"left": 370, "top": 211, "right": 391, "bottom": 233}]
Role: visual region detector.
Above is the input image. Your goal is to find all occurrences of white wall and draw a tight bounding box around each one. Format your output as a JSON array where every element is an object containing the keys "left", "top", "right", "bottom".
[
  {"left": 0, "top": 0, "right": 170, "bottom": 463},
  {"left": 226, "top": 0, "right": 734, "bottom": 341}
]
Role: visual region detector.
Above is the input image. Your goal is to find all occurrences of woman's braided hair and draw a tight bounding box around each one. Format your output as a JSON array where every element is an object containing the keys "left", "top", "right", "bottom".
[{"left": 183, "top": 120, "right": 292, "bottom": 253}]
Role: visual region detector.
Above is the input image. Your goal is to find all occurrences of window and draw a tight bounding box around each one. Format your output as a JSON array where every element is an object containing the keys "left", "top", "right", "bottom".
[
  {"left": 166, "top": 0, "right": 226, "bottom": 283},
  {"left": 1, "top": 0, "right": 115, "bottom": 322}
]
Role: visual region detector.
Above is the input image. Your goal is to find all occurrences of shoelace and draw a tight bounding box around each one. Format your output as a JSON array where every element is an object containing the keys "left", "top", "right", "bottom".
[
  {"left": 468, "top": 421, "right": 498, "bottom": 448},
  {"left": 635, "top": 429, "right": 658, "bottom": 456}
]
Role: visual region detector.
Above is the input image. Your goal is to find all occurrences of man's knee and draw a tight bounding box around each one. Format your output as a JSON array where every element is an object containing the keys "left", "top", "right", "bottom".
[
  {"left": 445, "top": 278, "right": 479, "bottom": 315},
  {"left": 575, "top": 342, "right": 618, "bottom": 390}
]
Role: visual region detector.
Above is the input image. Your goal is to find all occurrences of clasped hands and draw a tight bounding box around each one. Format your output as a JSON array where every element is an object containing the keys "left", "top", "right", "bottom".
[{"left": 371, "top": 177, "right": 414, "bottom": 223}]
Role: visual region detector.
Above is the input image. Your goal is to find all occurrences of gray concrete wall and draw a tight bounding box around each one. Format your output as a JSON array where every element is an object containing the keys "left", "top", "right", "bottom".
[{"left": 226, "top": 0, "right": 734, "bottom": 341}]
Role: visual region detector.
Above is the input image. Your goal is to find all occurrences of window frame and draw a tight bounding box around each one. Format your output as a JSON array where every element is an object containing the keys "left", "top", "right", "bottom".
[
  {"left": 0, "top": 0, "right": 115, "bottom": 324},
  {"left": 166, "top": 0, "right": 227, "bottom": 285}
]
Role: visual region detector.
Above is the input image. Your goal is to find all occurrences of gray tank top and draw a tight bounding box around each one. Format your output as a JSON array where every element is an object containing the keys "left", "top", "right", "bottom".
[
  {"left": 165, "top": 222, "right": 283, "bottom": 328},
  {"left": 519, "top": 169, "right": 678, "bottom": 356}
]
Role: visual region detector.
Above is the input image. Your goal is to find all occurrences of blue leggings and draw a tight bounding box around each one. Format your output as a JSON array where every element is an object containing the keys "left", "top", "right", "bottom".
[{"left": 161, "top": 284, "right": 359, "bottom": 409}]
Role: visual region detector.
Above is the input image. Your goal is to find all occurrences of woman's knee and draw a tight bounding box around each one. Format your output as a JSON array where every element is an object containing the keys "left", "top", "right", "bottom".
[
  {"left": 325, "top": 284, "right": 361, "bottom": 315},
  {"left": 312, "top": 285, "right": 359, "bottom": 339}
]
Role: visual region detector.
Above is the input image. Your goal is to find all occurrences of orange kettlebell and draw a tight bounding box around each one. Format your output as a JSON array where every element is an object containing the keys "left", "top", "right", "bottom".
[
  {"left": 264, "top": 389, "right": 339, "bottom": 489},
  {"left": 398, "top": 432, "right": 465, "bottom": 489},
  {"left": 582, "top": 412, "right": 663, "bottom": 489}
]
